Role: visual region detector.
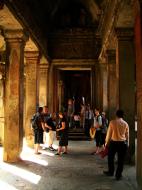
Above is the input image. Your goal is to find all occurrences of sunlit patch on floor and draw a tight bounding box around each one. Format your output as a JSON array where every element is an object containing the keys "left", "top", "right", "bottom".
[
  {"left": 0, "top": 180, "right": 18, "bottom": 190},
  {"left": 0, "top": 162, "right": 41, "bottom": 184}
]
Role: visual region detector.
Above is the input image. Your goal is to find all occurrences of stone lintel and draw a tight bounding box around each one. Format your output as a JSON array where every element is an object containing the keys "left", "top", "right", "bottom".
[
  {"left": 3, "top": 29, "right": 29, "bottom": 43},
  {"left": 52, "top": 59, "right": 96, "bottom": 68},
  {"left": 115, "top": 27, "right": 134, "bottom": 40}
]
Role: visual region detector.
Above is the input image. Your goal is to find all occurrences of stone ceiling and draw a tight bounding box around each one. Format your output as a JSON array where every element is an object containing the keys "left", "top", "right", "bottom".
[
  {"left": 1, "top": 0, "right": 135, "bottom": 60},
  {"left": 0, "top": 4, "right": 38, "bottom": 52}
]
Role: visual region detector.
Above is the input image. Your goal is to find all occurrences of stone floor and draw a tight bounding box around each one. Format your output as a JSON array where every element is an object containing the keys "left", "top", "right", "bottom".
[{"left": 0, "top": 140, "right": 140, "bottom": 190}]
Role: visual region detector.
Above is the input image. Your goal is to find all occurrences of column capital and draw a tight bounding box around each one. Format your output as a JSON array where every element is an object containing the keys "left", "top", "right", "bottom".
[
  {"left": 40, "top": 63, "right": 49, "bottom": 70},
  {"left": 25, "top": 51, "right": 40, "bottom": 61},
  {"left": 115, "top": 28, "right": 134, "bottom": 40},
  {"left": 3, "top": 29, "right": 29, "bottom": 43}
]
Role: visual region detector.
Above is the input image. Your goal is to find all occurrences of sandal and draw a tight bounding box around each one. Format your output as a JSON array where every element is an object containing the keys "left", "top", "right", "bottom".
[
  {"left": 34, "top": 152, "right": 41, "bottom": 155},
  {"left": 63, "top": 152, "right": 68, "bottom": 154},
  {"left": 55, "top": 152, "right": 60, "bottom": 155}
]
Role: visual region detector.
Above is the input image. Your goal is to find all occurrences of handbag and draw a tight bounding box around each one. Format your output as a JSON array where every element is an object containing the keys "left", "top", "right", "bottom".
[
  {"left": 89, "top": 126, "right": 96, "bottom": 139},
  {"left": 99, "top": 145, "right": 108, "bottom": 158}
]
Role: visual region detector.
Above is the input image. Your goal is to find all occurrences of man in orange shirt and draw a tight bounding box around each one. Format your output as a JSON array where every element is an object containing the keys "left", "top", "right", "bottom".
[{"left": 103, "top": 109, "right": 129, "bottom": 180}]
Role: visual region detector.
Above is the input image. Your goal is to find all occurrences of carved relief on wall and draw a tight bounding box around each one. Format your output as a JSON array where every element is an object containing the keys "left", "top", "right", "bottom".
[{"left": 48, "top": 29, "right": 99, "bottom": 59}]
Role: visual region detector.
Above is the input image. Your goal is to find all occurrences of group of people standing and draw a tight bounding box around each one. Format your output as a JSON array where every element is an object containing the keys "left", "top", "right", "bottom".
[
  {"left": 67, "top": 100, "right": 129, "bottom": 181},
  {"left": 31, "top": 103, "right": 129, "bottom": 181},
  {"left": 31, "top": 106, "right": 68, "bottom": 155}
]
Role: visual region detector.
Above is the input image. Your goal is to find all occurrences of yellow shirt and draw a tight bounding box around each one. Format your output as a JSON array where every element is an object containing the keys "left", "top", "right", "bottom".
[{"left": 105, "top": 118, "right": 129, "bottom": 145}]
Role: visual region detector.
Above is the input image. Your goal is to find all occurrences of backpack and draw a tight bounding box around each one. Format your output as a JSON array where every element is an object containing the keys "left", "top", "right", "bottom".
[
  {"left": 101, "top": 117, "right": 108, "bottom": 133},
  {"left": 31, "top": 114, "right": 38, "bottom": 130}
]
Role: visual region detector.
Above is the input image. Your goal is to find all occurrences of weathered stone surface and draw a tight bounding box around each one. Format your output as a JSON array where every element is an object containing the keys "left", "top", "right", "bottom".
[
  {"left": 3, "top": 30, "right": 27, "bottom": 162},
  {"left": 39, "top": 60, "right": 49, "bottom": 107},
  {"left": 48, "top": 28, "right": 100, "bottom": 59},
  {"left": 24, "top": 51, "right": 40, "bottom": 147},
  {"left": 134, "top": 5, "right": 142, "bottom": 188},
  {"left": 106, "top": 50, "right": 117, "bottom": 120},
  {"left": 116, "top": 28, "right": 135, "bottom": 164}
]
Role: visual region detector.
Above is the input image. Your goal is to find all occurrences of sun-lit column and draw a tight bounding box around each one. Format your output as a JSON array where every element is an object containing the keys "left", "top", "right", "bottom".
[
  {"left": 24, "top": 51, "right": 40, "bottom": 147},
  {"left": 3, "top": 29, "right": 28, "bottom": 162},
  {"left": 116, "top": 27, "right": 135, "bottom": 163},
  {"left": 0, "top": 63, "right": 5, "bottom": 145},
  {"left": 39, "top": 59, "right": 49, "bottom": 107}
]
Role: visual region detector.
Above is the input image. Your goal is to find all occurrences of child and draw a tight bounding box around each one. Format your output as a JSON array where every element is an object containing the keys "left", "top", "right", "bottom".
[{"left": 73, "top": 112, "right": 80, "bottom": 129}]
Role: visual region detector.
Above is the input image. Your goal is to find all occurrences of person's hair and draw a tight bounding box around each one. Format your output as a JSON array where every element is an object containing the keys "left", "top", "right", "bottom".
[
  {"left": 38, "top": 107, "right": 43, "bottom": 113},
  {"left": 95, "top": 108, "right": 100, "bottom": 112},
  {"left": 116, "top": 109, "right": 124, "bottom": 118},
  {"left": 43, "top": 105, "right": 48, "bottom": 109},
  {"left": 59, "top": 111, "right": 63, "bottom": 115}
]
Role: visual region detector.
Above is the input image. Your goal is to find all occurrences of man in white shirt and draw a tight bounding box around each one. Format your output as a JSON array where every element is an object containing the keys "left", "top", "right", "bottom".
[{"left": 103, "top": 109, "right": 129, "bottom": 180}]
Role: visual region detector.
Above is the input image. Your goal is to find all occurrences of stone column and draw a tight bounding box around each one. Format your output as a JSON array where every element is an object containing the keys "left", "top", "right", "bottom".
[
  {"left": 135, "top": 1, "right": 142, "bottom": 187},
  {"left": 116, "top": 28, "right": 136, "bottom": 163},
  {"left": 3, "top": 29, "right": 28, "bottom": 162},
  {"left": 107, "top": 50, "right": 118, "bottom": 120},
  {"left": 58, "top": 80, "right": 63, "bottom": 111},
  {"left": 100, "top": 62, "right": 108, "bottom": 112},
  {"left": 0, "top": 63, "right": 5, "bottom": 145},
  {"left": 39, "top": 61, "right": 49, "bottom": 107},
  {"left": 48, "top": 64, "right": 54, "bottom": 113},
  {"left": 24, "top": 51, "right": 40, "bottom": 147},
  {"left": 95, "top": 62, "right": 101, "bottom": 109},
  {"left": 90, "top": 66, "right": 95, "bottom": 109}
]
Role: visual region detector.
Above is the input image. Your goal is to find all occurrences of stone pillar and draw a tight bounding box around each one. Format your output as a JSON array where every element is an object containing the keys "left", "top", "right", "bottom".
[
  {"left": 90, "top": 66, "right": 95, "bottom": 109},
  {"left": 58, "top": 80, "right": 64, "bottom": 112},
  {"left": 39, "top": 62, "right": 49, "bottom": 107},
  {"left": 107, "top": 50, "right": 118, "bottom": 120},
  {"left": 95, "top": 62, "right": 101, "bottom": 109},
  {"left": 100, "top": 62, "right": 108, "bottom": 112},
  {"left": 48, "top": 64, "right": 54, "bottom": 113},
  {"left": 24, "top": 51, "right": 40, "bottom": 147},
  {"left": 3, "top": 29, "right": 28, "bottom": 162},
  {"left": 135, "top": 1, "right": 142, "bottom": 187},
  {"left": 0, "top": 63, "right": 5, "bottom": 145},
  {"left": 116, "top": 28, "right": 136, "bottom": 163}
]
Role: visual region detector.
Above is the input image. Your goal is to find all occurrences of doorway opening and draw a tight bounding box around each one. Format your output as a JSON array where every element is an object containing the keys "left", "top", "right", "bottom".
[{"left": 60, "top": 70, "right": 91, "bottom": 113}]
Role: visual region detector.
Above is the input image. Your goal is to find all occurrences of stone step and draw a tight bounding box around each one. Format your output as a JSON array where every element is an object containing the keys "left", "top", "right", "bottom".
[{"left": 68, "top": 128, "right": 89, "bottom": 141}]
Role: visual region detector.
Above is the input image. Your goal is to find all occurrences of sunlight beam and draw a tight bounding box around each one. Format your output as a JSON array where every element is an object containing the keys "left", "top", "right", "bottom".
[
  {"left": 0, "top": 163, "right": 41, "bottom": 184},
  {"left": 0, "top": 180, "right": 18, "bottom": 190}
]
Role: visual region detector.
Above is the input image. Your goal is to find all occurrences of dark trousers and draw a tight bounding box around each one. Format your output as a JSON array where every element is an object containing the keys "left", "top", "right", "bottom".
[
  {"left": 108, "top": 141, "right": 127, "bottom": 177},
  {"left": 95, "top": 130, "right": 103, "bottom": 147},
  {"left": 85, "top": 119, "right": 92, "bottom": 137}
]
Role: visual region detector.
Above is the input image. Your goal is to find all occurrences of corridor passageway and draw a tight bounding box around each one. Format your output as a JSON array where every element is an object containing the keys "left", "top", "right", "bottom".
[
  {"left": 0, "top": 141, "right": 139, "bottom": 190},
  {"left": 1, "top": 0, "right": 142, "bottom": 189}
]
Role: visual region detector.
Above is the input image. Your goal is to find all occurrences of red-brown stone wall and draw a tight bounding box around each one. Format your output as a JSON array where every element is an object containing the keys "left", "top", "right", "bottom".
[{"left": 134, "top": 3, "right": 142, "bottom": 188}]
